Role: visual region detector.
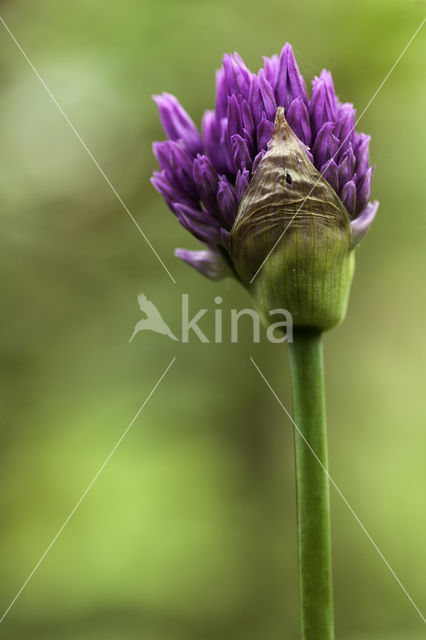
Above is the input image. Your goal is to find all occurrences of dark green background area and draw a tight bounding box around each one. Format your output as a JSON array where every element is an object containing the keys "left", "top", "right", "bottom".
[{"left": 0, "top": 1, "right": 425, "bottom": 638}]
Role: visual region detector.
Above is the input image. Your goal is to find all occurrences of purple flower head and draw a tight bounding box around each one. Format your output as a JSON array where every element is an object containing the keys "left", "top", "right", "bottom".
[{"left": 152, "top": 45, "right": 378, "bottom": 281}]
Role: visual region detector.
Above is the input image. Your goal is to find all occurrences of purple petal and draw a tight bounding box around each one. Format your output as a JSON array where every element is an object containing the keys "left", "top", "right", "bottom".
[
  {"left": 333, "top": 103, "right": 356, "bottom": 157},
  {"left": 263, "top": 54, "right": 279, "bottom": 85},
  {"left": 304, "top": 148, "right": 314, "bottom": 164},
  {"left": 220, "top": 228, "right": 231, "bottom": 252},
  {"left": 276, "top": 43, "right": 308, "bottom": 109},
  {"left": 153, "top": 93, "right": 202, "bottom": 155},
  {"left": 341, "top": 180, "right": 357, "bottom": 217},
  {"left": 258, "top": 69, "right": 277, "bottom": 120},
  {"left": 235, "top": 168, "right": 250, "bottom": 202},
  {"left": 252, "top": 150, "right": 265, "bottom": 173},
  {"left": 201, "top": 109, "right": 219, "bottom": 146},
  {"left": 202, "top": 110, "right": 228, "bottom": 174},
  {"left": 175, "top": 202, "right": 220, "bottom": 243},
  {"left": 312, "top": 122, "right": 339, "bottom": 169},
  {"left": 215, "top": 68, "right": 228, "bottom": 120},
  {"left": 232, "top": 134, "right": 253, "bottom": 171},
  {"left": 217, "top": 176, "right": 238, "bottom": 228},
  {"left": 337, "top": 145, "right": 356, "bottom": 190},
  {"left": 175, "top": 248, "right": 229, "bottom": 280},
  {"left": 248, "top": 75, "right": 263, "bottom": 126},
  {"left": 313, "top": 70, "right": 338, "bottom": 114},
  {"left": 256, "top": 115, "right": 275, "bottom": 152},
  {"left": 222, "top": 53, "right": 251, "bottom": 98},
  {"left": 192, "top": 155, "right": 220, "bottom": 214},
  {"left": 241, "top": 99, "right": 255, "bottom": 140},
  {"left": 309, "top": 78, "right": 335, "bottom": 136},
  {"left": 151, "top": 171, "right": 196, "bottom": 212},
  {"left": 284, "top": 43, "right": 308, "bottom": 104},
  {"left": 174, "top": 202, "right": 209, "bottom": 224},
  {"left": 219, "top": 117, "right": 236, "bottom": 174},
  {"left": 153, "top": 140, "right": 197, "bottom": 199},
  {"left": 350, "top": 200, "right": 379, "bottom": 247},
  {"left": 355, "top": 166, "right": 374, "bottom": 214},
  {"left": 286, "top": 97, "right": 312, "bottom": 147},
  {"left": 151, "top": 171, "right": 175, "bottom": 210},
  {"left": 227, "top": 94, "right": 243, "bottom": 138},
  {"left": 353, "top": 133, "right": 371, "bottom": 177},
  {"left": 320, "top": 159, "right": 339, "bottom": 193}
]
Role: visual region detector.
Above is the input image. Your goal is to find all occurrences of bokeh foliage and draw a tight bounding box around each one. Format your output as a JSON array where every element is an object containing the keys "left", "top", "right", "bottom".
[{"left": 0, "top": 1, "right": 425, "bottom": 638}]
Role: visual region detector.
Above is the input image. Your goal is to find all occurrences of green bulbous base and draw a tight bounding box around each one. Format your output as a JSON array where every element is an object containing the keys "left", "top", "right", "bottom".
[{"left": 250, "top": 235, "right": 355, "bottom": 333}]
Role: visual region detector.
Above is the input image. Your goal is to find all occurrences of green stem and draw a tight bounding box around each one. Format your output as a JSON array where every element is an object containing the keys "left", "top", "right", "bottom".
[{"left": 288, "top": 329, "right": 334, "bottom": 640}]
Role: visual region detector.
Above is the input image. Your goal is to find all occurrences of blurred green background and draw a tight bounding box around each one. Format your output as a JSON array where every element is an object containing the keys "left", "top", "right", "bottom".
[{"left": 0, "top": 0, "right": 425, "bottom": 638}]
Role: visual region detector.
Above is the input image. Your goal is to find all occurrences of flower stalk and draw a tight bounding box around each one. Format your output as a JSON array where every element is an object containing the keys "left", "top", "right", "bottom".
[{"left": 288, "top": 329, "right": 334, "bottom": 639}]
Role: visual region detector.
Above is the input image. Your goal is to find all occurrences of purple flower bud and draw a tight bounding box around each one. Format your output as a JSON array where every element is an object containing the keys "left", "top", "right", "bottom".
[
  {"left": 286, "top": 97, "right": 312, "bottom": 147},
  {"left": 192, "top": 155, "right": 220, "bottom": 215},
  {"left": 153, "top": 93, "right": 202, "bottom": 155},
  {"left": 355, "top": 166, "right": 373, "bottom": 214},
  {"left": 222, "top": 53, "right": 251, "bottom": 98},
  {"left": 235, "top": 168, "right": 250, "bottom": 202},
  {"left": 258, "top": 69, "right": 277, "bottom": 120},
  {"left": 202, "top": 110, "right": 227, "bottom": 174},
  {"left": 276, "top": 43, "right": 308, "bottom": 109},
  {"left": 314, "top": 70, "right": 337, "bottom": 115},
  {"left": 175, "top": 248, "right": 229, "bottom": 280},
  {"left": 241, "top": 99, "right": 255, "bottom": 141},
  {"left": 337, "top": 145, "right": 356, "bottom": 191},
  {"left": 341, "top": 180, "right": 357, "bottom": 217},
  {"left": 305, "top": 148, "right": 314, "bottom": 164},
  {"left": 232, "top": 134, "right": 253, "bottom": 171},
  {"left": 312, "top": 122, "right": 339, "bottom": 170},
  {"left": 309, "top": 79, "right": 335, "bottom": 135},
  {"left": 151, "top": 170, "right": 196, "bottom": 212},
  {"left": 350, "top": 200, "right": 379, "bottom": 247},
  {"left": 175, "top": 202, "right": 220, "bottom": 244},
  {"left": 248, "top": 74, "right": 263, "bottom": 126},
  {"left": 218, "top": 117, "right": 236, "bottom": 174},
  {"left": 257, "top": 115, "right": 275, "bottom": 152},
  {"left": 320, "top": 159, "right": 339, "bottom": 193},
  {"left": 220, "top": 228, "right": 231, "bottom": 252},
  {"left": 153, "top": 140, "right": 197, "bottom": 199},
  {"left": 333, "top": 103, "right": 356, "bottom": 156},
  {"left": 215, "top": 69, "right": 228, "bottom": 120},
  {"left": 354, "top": 133, "right": 371, "bottom": 176},
  {"left": 263, "top": 54, "right": 279, "bottom": 85},
  {"left": 150, "top": 171, "right": 175, "bottom": 210},
  {"left": 217, "top": 176, "right": 238, "bottom": 228},
  {"left": 227, "top": 94, "right": 243, "bottom": 138},
  {"left": 252, "top": 150, "right": 265, "bottom": 173}
]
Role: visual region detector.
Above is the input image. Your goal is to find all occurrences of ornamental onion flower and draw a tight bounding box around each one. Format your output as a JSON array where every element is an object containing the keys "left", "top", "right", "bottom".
[
  {"left": 151, "top": 44, "right": 378, "bottom": 318},
  {"left": 151, "top": 45, "right": 380, "bottom": 639}
]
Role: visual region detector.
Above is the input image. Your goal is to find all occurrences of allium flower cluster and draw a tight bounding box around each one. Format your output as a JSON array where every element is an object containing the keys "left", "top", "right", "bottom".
[{"left": 152, "top": 44, "right": 378, "bottom": 280}]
